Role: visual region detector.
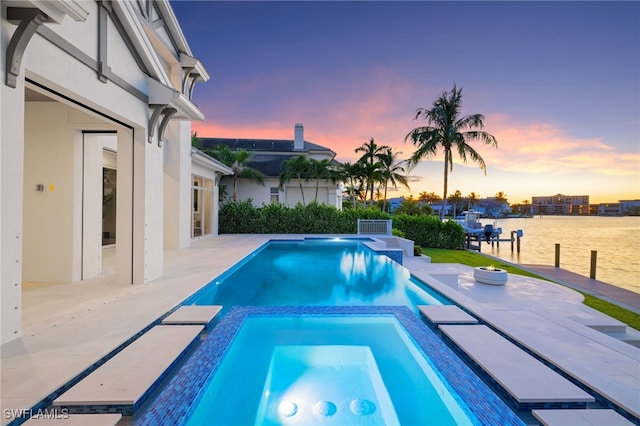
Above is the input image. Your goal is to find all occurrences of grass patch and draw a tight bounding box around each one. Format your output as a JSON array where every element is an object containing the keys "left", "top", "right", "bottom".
[{"left": 422, "top": 248, "right": 640, "bottom": 331}]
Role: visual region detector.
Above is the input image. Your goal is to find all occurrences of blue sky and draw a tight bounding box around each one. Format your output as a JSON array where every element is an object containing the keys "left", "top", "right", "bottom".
[{"left": 171, "top": 1, "right": 639, "bottom": 204}]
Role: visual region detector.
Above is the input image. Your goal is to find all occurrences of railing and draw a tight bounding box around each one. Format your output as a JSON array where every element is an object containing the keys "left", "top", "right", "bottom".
[{"left": 357, "top": 219, "right": 392, "bottom": 235}]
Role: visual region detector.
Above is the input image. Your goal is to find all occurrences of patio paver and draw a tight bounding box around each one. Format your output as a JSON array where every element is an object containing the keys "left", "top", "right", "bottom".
[
  {"left": 439, "top": 324, "right": 594, "bottom": 405},
  {"left": 532, "top": 409, "right": 635, "bottom": 426}
]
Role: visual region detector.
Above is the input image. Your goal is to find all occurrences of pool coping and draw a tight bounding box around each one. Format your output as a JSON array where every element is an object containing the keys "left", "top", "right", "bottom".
[{"left": 135, "top": 306, "right": 524, "bottom": 426}]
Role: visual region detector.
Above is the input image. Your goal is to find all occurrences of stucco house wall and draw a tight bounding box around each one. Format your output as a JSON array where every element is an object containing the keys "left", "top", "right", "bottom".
[{"left": 0, "top": 0, "right": 216, "bottom": 344}]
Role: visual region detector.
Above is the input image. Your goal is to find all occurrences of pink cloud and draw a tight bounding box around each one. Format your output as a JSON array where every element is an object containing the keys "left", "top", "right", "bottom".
[{"left": 194, "top": 74, "right": 638, "bottom": 185}]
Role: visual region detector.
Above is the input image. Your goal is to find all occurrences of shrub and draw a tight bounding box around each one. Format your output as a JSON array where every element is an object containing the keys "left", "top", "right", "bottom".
[
  {"left": 392, "top": 214, "right": 464, "bottom": 249},
  {"left": 391, "top": 228, "right": 405, "bottom": 238},
  {"left": 218, "top": 201, "right": 463, "bottom": 248}
]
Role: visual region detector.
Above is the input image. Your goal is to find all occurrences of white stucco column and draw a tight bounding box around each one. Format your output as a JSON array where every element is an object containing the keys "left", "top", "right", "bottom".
[
  {"left": 81, "top": 134, "right": 105, "bottom": 279},
  {"left": 132, "top": 126, "right": 164, "bottom": 283},
  {"left": 0, "top": 73, "right": 25, "bottom": 344},
  {"left": 163, "top": 120, "right": 192, "bottom": 249},
  {"left": 115, "top": 128, "right": 133, "bottom": 284},
  {"left": 213, "top": 172, "right": 221, "bottom": 236}
]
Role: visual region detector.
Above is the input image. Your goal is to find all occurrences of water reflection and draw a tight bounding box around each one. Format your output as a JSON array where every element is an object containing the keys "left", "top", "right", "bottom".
[{"left": 195, "top": 241, "right": 442, "bottom": 308}]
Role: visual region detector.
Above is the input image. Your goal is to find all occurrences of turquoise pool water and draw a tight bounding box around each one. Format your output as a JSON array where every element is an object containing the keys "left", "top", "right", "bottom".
[
  {"left": 137, "top": 307, "right": 523, "bottom": 426},
  {"left": 134, "top": 240, "right": 523, "bottom": 425},
  {"left": 190, "top": 239, "right": 449, "bottom": 309},
  {"left": 187, "top": 315, "right": 476, "bottom": 425}
]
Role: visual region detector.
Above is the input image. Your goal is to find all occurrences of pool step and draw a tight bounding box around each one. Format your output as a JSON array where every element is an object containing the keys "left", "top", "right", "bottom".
[
  {"left": 603, "top": 329, "right": 640, "bottom": 348},
  {"left": 52, "top": 325, "right": 203, "bottom": 415},
  {"left": 23, "top": 414, "right": 121, "bottom": 425},
  {"left": 532, "top": 409, "right": 635, "bottom": 425},
  {"left": 440, "top": 325, "right": 594, "bottom": 407},
  {"left": 161, "top": 305, "right": 222, "bottom": 325},
  {"left": 418, "top": 305, "right": 478, "bottom": 325}
]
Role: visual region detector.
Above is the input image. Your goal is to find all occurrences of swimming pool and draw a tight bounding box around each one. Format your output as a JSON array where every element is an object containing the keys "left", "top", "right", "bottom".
[
  {"left": 189, "top": 238, "right": 449, "bottom": 309},
  {"left": 137, "top": 307, "right": 523, "bottom": 426},
  {"left": 134, "top": 239, "right": 522, "bottom": 425}
]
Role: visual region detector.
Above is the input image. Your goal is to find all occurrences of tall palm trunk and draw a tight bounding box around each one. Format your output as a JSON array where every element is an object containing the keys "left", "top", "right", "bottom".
[
  {"left": 441, "top": 149, "right": 449, "bottom": 219},
  {"left": 382, "top": 183, "right": 389, "bottom": 212},
  {"left": 297, "top": 177, "right": 306, "bottom": 205},
  {"left": 233, "top": 176, "right": 238, "bottom": 201}
]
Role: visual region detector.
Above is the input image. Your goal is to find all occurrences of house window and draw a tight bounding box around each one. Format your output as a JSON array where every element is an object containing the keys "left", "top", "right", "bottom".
[
  {"left": 270, "top": 187, "right": 279, "bottom": 204},
  {"left": 192, "top": 176, "right": 213, "bottom": 238}
]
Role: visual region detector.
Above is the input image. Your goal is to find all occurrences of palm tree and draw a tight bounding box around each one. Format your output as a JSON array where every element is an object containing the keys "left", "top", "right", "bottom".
[
  {"left": 307, "top": 158, "right": 334, "bottom": 202},
  {"left": 279, "top": 155, "right": 310, "bottom": 205},
  {"left": 337, "top": 161, "right": 365, "bottom": 209},
  {"left": 405, "top": 84, "right": 498, "bottom": 218},
  {"left": 378, "top": 148, "right": 410, "bottom": 212},
  {"left": 206, "top": 145, "right": 264, "bottom": 201},
  {"left": 448, "top": 189, "right": 464, "bottom": 217},
  {"left": 393, "top": 196, "right": 432, "bottom": 216},
  {"left": 355, "top": 138, "right": 389, "bottom": 204},
  {"left": 466, "top": 191, "right": 480, "bottom": 210},
  {"left": 418, "top": 191, "right": 441, "bottom": 205},
  {"left": 191, "top": 131, "right": 200, "bottom": 148}
]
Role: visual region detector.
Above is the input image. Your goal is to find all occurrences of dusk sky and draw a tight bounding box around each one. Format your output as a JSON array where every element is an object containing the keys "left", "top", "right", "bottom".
[{"left": 171, "top": 1, "right": 639, "bottom": 204}]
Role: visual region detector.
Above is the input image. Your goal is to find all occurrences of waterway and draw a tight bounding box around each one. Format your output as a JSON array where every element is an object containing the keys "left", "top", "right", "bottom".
[{"left": 478, "top": 216, "right": 640, "bottom": 294}]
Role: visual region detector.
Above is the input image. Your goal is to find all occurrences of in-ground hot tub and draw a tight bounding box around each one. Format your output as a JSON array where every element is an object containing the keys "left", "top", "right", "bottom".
[{"left": 136, "top": 306, "right": 523, "bottom": 426}]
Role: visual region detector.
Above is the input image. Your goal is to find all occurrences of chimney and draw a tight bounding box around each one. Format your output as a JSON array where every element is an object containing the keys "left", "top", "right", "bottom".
[{"left": 294, "top": 123, "right": 304, "bottom": 150}]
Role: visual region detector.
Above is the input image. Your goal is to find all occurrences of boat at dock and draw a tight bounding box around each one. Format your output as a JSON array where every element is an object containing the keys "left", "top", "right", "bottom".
[{"left": 454, "top": 210, "right": 502, "bottom": 242}]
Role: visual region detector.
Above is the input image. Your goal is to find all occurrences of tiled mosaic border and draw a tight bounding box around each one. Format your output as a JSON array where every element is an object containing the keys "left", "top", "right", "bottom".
[{"left": 136, "top": 306, "right": 524, "bottom": 426}]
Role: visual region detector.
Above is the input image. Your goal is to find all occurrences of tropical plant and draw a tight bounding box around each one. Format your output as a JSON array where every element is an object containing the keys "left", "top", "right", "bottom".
[
  {"left": 307, "top": 158, "right": 335, "bottom": 202},
  {"left": 191, "top": 131, "right": 200, "bottom": 148},
  {"left": 466, "top": 191, "right": 480, "bottom": 210},
  {"left": 337, "top": 161, "right": 365, "bottom": 209},
  {"left": 418, "top": 191, "right": 442, "bottom": 204},
  {"left": 405, "top": 84, "right": 498, "bottom": 218},
  {"left": 448, "top": 190, "right": 464, "bottom": 217},
  {"left": 279, "top": 155, "right": 310, "bottom": 205},
  {"left": 495, "top": 191, "right": 508, "bottom": 205},
  {"left": 355, "top": 138, "right": 389, "bottom": 204},
  {"left": 392, "top": 196, "right": 432, "bottom": 216},
  {"left": 378, "top": 148, "right": 410, "bottom": 212},
  {"left": 205, "top": 145, "right": 264, "bottom": 201}
]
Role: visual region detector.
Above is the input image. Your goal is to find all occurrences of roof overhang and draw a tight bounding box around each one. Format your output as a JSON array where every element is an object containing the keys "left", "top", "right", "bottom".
[
  {"left": 191, "top": 148, "right": 234, "bottom": 175},
  {"left": 148, "top": 77, "right": 205, "bottom": 121},
  {"left": 180, "top": 53, "right": 210, "bottom": 82},
  {"left": 29, "top": 0, "right": 88, "bottom": 23}
]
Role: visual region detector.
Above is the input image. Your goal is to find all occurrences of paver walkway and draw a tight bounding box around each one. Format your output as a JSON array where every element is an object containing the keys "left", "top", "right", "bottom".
[
  {"left": 53, "top": 325, "right": 203, "bottom": 414},
  {"left": 405, "top": 259, "right": 640, "bottom": 421},
  {"left": 440, "top": 324, "right": 594, "bottom": 405}
]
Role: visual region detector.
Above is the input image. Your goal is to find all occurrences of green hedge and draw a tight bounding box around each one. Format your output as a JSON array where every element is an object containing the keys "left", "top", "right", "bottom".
[
  {"left": 219, "top": 201, "right": 390, "bottom": 234},
  {"left": 392, "top": 214, "right": 464, "bottom": 249},
  {"left": 219, "top": 201, "right": 464, "bottom": 248}
]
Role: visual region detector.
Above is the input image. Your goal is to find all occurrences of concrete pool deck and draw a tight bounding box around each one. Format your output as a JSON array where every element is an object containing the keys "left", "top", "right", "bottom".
[{"left": 1, "top": 235, "right": 639, "bottom": 424}]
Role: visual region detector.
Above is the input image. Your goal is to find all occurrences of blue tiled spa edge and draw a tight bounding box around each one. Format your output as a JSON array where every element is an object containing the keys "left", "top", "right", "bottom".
[{"left": 136, "top": 306, "right": 523, "bottom": 426}]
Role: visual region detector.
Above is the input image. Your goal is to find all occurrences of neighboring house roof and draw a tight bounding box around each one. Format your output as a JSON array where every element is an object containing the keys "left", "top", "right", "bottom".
[{"left": 198, "top": 137, "right": 338, "bottom": 178}]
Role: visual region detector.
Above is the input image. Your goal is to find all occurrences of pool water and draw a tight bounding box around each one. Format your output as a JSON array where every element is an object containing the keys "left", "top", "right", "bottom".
[
  {"left": 187, "top": 315, "right": 476, "bottom": 425},
  {"left": 138, "top": 307, "right": 523, "bottom": 426},
  {"left": 191, "top": 239, "right": 448, "bottom": 309}
]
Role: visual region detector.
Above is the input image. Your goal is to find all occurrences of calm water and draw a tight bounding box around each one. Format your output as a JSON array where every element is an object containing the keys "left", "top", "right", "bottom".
[
  {"left": 192, "top": 239, "right": 448, "bottom": 309},
  {"left": 187, "top": 316, "right": 476, "bottom": 425},
  {"left": 480, "top": 216, "right": 640, "bottom": 294}
]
